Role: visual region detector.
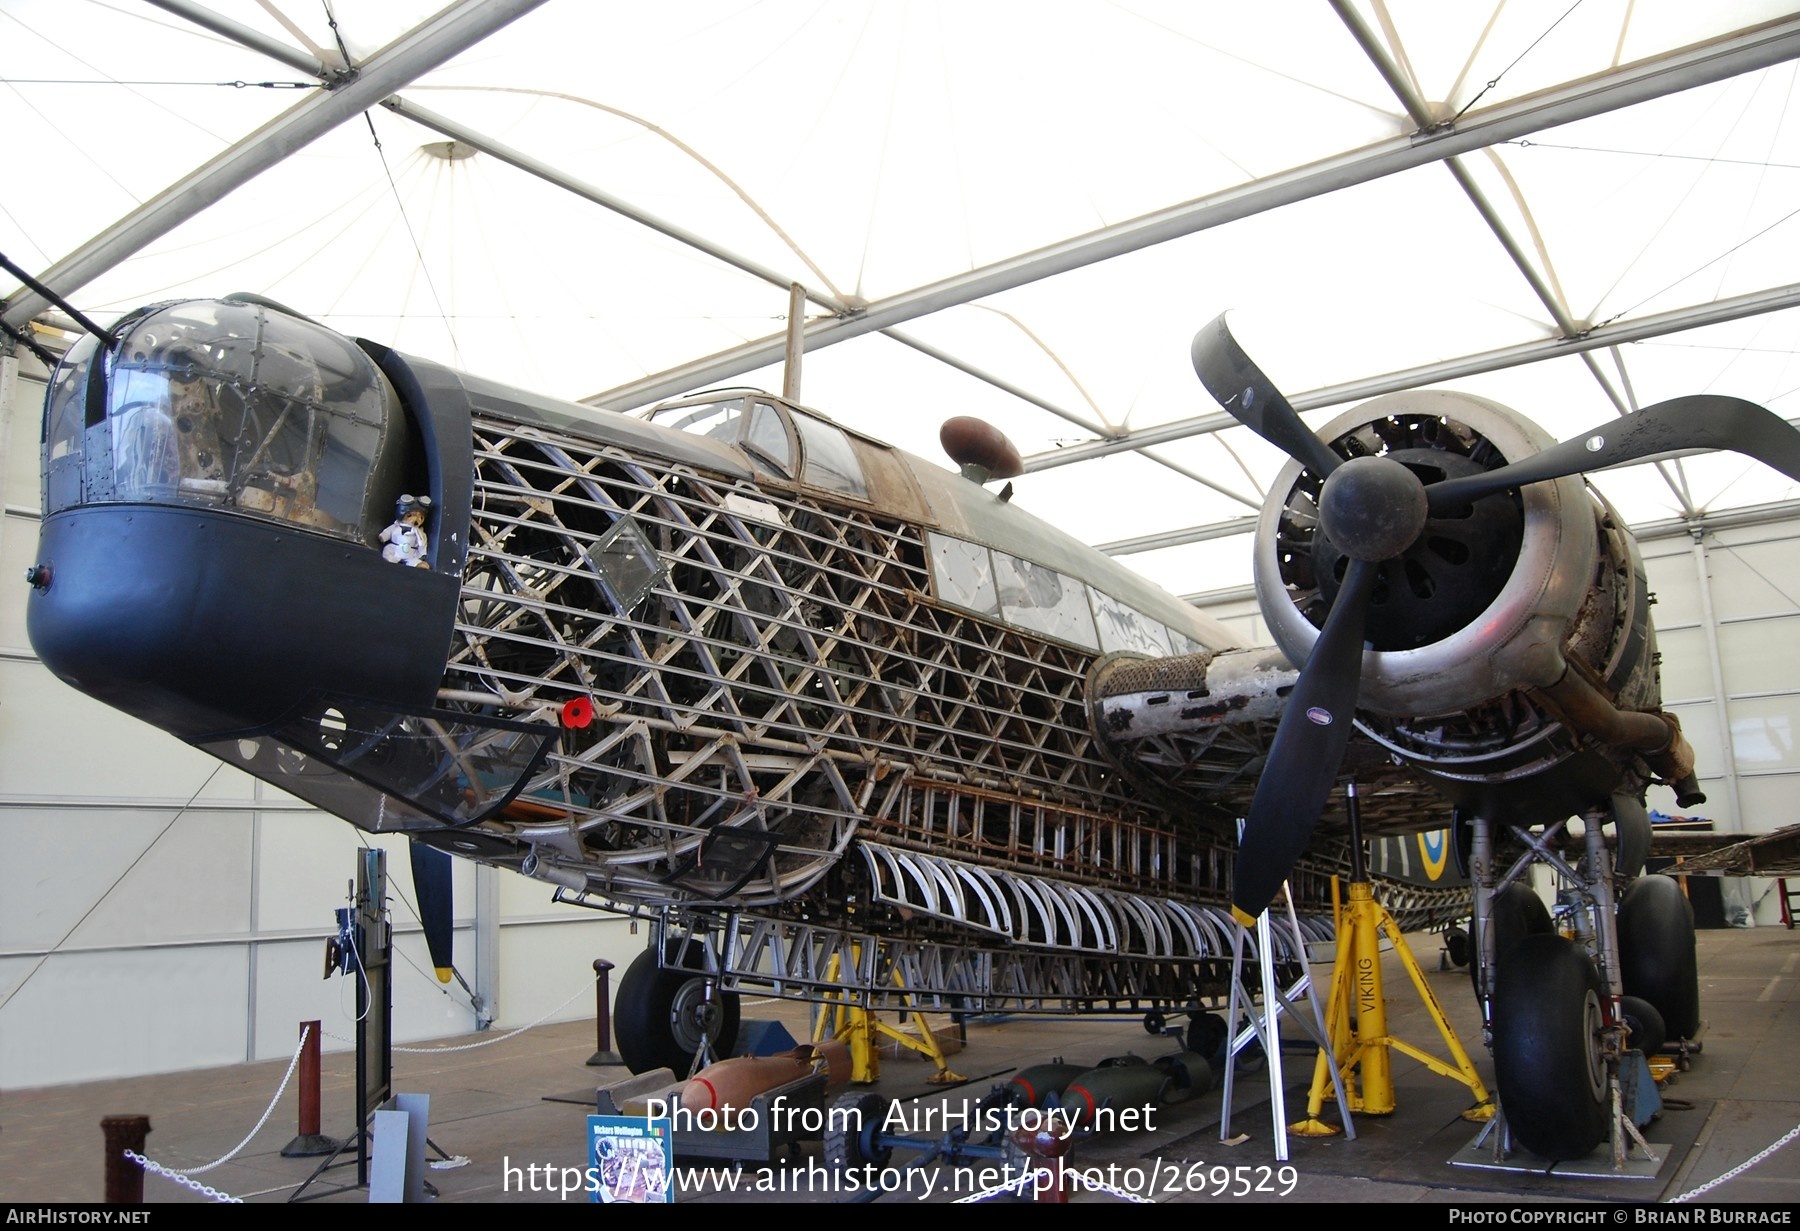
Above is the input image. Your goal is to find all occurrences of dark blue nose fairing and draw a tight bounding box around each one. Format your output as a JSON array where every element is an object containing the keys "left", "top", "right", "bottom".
[{"left": 27, "top": 298, "right": 457, "bottom": 739}]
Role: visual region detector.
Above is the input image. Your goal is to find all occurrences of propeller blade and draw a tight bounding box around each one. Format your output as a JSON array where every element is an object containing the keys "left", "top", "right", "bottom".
[
  {"left": 1231, "top": 557, "right": 1377, "bottom": 925},
  {"left": 410, "top": 841, "right": 455, "bottom": 984},
  {"left": 1426, "top": 395, "right": 1800, "bottom": 512},
  {"left": 1192, "top": 313, "right": 1342, "bottom": 479}
]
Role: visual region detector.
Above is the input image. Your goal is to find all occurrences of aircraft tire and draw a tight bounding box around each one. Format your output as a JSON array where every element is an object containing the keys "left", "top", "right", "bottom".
[
  {"left": 1470, "top": 882, "right": 1553, "bottom": 1001},
  {"left": 1619, "top": 994, "right": 1667, "bottom": 1060},
  {"left": 614, "top": 942, "right": 741, "bottom": 1075},
  {"left": 1619, "top": 874, "right": 1700, "bottom": 1040},
  {"left": 824, "top": 1091, "right": 892, "bottom": 1171},
  {"left": 1443, "top": 926, "right": 1471, "bottom": 968},
  {"left": 1492, "top": 934, "right": 1609, "bottom": 1161},
  {"left": 1187, "top": 1011, "right": 1228, "bottom": 1062}
]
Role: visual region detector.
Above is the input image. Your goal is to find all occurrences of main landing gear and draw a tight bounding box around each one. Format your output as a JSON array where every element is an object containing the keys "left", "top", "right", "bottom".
[
  {"left": 1470, "top": 800, "right": 1700, "bottom": 1165},
  {"left": 615, "top": 939, "right": 741, "bottom": 1076}
]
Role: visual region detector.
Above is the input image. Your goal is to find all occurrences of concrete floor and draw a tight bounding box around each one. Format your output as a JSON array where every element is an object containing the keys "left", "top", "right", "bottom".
[{"left": 2, "top": 924, "right": 1796, "bottom": 1206}]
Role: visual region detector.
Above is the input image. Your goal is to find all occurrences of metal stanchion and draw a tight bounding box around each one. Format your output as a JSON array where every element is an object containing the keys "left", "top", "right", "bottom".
[
  {"left": 102, "top": 1115, "right": 150, "bottom": 1204},
  {"left": 588, "top": 958, "right": 622, "bottom": 1065},
  {"left": 282, "top": 1021, "right": 341, "bottom": 1156}
]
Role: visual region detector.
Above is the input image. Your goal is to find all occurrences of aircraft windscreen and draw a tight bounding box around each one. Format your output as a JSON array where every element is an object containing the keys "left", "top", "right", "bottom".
[
  {"left": 45, "top": 300, "right": 404, "bottom": 542},
  {"left": 651, "top": 397, "right": 795, "bottom": 479}
]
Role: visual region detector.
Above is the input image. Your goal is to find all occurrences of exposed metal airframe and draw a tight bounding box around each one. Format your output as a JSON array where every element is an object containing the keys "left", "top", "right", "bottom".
[{"left": 437, "top": 410, "right": 1467, "bottom": 1011}]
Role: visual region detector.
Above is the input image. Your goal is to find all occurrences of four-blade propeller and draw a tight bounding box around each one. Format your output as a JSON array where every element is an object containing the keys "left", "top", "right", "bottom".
[{"left": 1192, "top": 313, "right": 1800, "bottom": 926}]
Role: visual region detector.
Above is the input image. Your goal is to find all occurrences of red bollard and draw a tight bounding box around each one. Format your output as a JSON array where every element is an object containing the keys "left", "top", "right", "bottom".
[
  {"left": 587, "top": 958, "right": 622, "bottom": 1066},
  {"left": 281, "top": 1021, "right": 341, "bottom": 1157},
  {"left": 101, "top": 1115, "right": 150, "bottom": 1204},
  {"left": 1012, "top": 1112, "right": 1074, "bottom": 1204}
]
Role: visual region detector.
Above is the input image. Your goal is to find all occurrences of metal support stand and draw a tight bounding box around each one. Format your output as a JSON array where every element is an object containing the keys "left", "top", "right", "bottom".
[
  {"left": 812, "top": 948, "right": 962, "bottom": 1085},
  {"left": 1218, "top": 820, "right": 1352, "bottom": 1160},
  {"left": 1582, "top": 810, "right": 1660, "bottom": 1171},
  {"left": 292, "top": 851, "right": 391, "bottom": 1201},
  {"left": 1295, "top": 785, "right": 1493, "bottom": 1134},
  {"left": 291, "top": 850, "right": 456, "bottom": 1200}
]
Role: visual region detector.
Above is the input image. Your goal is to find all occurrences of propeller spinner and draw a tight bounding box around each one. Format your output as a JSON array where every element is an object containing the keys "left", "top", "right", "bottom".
[{"left": 1193, "top": 313, "right": 1800, "bottom": 925}]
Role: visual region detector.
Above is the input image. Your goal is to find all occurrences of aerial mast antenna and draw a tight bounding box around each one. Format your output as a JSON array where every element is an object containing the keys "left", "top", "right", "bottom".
[{"left": 782, "top": 282, "right": 805, "bottom": 402}]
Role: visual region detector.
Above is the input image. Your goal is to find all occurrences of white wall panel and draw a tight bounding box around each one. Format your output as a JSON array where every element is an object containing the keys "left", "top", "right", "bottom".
[
  {"left": 65, "top": 811, "right": 253, "bottom": 948},
  {"left": 497, "top": 914, "right": 640, "bottom": 1031},
  {"left": 0, "top": 946, "right": 249, "bottom": 1087},
  {"left": 1729, "top": 699, "right": 1800, "bottom": 772},
  {"left": 251, "top": 937, "right": 366, "bottom": 1060},
  {"left": 1653, "top": 625, "right": 1715, "bottom": 703},
  {"left": 1641, "top": 542, "right": 1703, "bottom": 629},
  {"left": 2, "top": 808, "right": 188, "bottom": 949},
  {"left": 252, "top": 814, "right": 399, "bottom": 933},
  {"left": 0, "top": 519, "right": 37, "bottom": 648},
  {"left": 1718, "top": 616, "right": 1800, "bottom": 696},
  {"left": 1705, "top": 537, "right": 1800, "bottom": 621},
  {"left": 1731, "top": 774, "right": 1800, "bottom": 838},
  {"left": 1207, "top": 599, "right": 1266, "bottom": 648},
  {"left": 0, "top": 660, "right": 221, "bottom": 800},
  {"left": 0, "top": 956, "right": 36, "bottom": 1018},
  {"left": 2, "top": 373, "right": 42, "bottom": 506}
]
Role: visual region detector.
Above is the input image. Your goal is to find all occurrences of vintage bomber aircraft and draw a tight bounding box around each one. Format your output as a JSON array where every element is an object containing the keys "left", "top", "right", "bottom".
[{"left": 24, "top": 295, "right": 1800, "bottom": 1160}]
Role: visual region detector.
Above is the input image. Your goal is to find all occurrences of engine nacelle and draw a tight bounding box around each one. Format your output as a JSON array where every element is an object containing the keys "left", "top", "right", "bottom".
[
  {"left": 1255, "top": 391, "right": 1687, "bottom": 823},
  {"left": 1091, "top": 389, "right": 1697, "bottom": 830},
  {"left": 1257, "top": 391, "right": 1594, "bottom": 714}
]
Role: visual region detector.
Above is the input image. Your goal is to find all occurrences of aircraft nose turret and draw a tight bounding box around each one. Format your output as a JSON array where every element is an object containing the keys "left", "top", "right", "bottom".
[{"left": 26, "top": 297, "right": 458, "bottom": 740}]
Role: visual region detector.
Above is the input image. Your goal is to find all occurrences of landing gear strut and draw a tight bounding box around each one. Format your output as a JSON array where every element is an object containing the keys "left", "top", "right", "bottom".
[{"left": 1473, "top": 803, "right": 1685, "bottom": 1166}]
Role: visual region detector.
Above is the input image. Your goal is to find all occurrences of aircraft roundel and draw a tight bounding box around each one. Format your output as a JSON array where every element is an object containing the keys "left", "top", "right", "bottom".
[{"left": 1416, "top": 829, "right": 1450, "bottom": 882}]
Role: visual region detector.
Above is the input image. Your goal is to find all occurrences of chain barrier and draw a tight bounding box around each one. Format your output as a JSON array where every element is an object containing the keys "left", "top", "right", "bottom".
[
  {"left": 123, "top": 1151, "right": 241, "bottom": 1203},
  {"left": 954, "top": 1168, "right": 1041, "bottom": 1203},
  {"left": 952, "top": 1163, "right": 1155, "bottom": 1203},
  {"left": 156, "top": 1024, "right": 313, "bottom": 1178},
  {"left": 113, "top": 1025, "right": 311, "bottom": 1200},
  {"left": 1667, "top": 1120, "right": 1800, "bottom": 1203}
]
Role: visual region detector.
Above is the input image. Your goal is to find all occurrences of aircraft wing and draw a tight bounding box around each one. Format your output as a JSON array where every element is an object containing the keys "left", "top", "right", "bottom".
[
  {"left": 1088, "top": 646, "right": 1447, "bottom": 838},
  {"left": 1648, "top": 824, "right": 1800, "bottom": 877}
]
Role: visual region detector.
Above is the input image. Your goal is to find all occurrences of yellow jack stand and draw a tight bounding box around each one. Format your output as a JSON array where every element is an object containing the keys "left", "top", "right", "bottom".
[
  {"left": 1294, "top": 787, "right": 1494, "bottom": 1136},
  {"left": 813, "top": 951, "right": 965, "bottom": 1085},
  {"left": 1292, "top": 873, "right": 1493, "bottom": 1135}
]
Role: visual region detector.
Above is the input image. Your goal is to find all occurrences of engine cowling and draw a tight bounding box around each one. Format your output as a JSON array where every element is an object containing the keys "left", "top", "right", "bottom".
[
  {"left": 1091, "top": 389, "right": 1697, "bottom": 831},
  {"left": 1254, "top": 391, "right": 1689, "bottom": 824},
  {"left": 1257, "top": 392, "right": 1590, "bottom": 712}
]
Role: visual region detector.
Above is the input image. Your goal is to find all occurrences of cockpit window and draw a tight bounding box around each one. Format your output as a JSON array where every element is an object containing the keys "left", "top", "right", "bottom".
[
  {"left": 652, "top": 397, "right": 784, "bottom": 479},
  {"left": 992, "top": 550, "right": 1099, "bottom": 649},
  {"left": 44, "top": 300, "right": 403, "bottom": 541},
  {"left": 745, "top": 401, "right": 793, "bottom": 477},
  {"left": 791, "top": 414, "right": 867, "bottom": 498},
  {"left": 659, "top": 399, "right": 744, "bottom": 443},
  {"left": 44, "top": 332, "right": 99, "bottom": 463}
]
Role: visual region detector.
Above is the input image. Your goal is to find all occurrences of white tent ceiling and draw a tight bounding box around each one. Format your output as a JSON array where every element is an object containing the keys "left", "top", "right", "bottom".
[{"left": 4, "top": 0, "right": 1799, "bottom": 597}]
